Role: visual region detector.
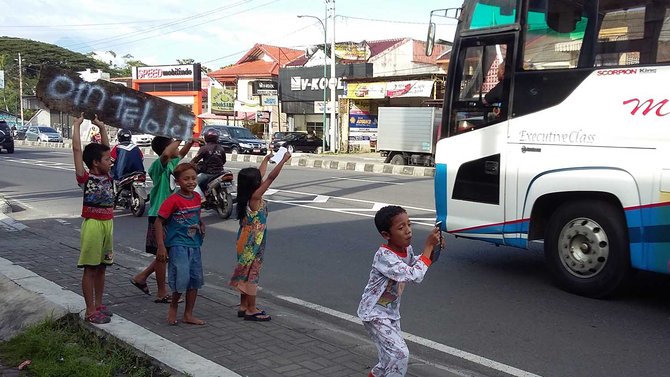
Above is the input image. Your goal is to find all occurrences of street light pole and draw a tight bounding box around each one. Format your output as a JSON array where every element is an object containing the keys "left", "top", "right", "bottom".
[
  {"left": 297, "top": 14, "right": 328, "bottom": 153},
  {"left": 327, "top": 0, "right": 337, "bottom": 152}
]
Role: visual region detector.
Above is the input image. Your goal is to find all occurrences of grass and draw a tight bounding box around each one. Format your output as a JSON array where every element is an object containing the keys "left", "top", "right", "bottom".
[{"left": 0, "top": 314, "right": 170, "bottom": 377}]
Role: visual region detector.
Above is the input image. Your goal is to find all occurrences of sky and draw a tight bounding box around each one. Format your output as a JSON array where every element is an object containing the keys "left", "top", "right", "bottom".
[{"left": 0, "top": 0, "right": 461, "bottom": 70}]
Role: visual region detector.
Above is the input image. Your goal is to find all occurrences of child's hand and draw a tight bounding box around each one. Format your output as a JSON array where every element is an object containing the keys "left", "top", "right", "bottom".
[
  {"left": 264, "top": 152, "right": 274, "bottom": 160},
  {"left": 192, "top": 137, "right": 204, "bottom": 145},
  {"left": 92, "top": 114, "right": 104, "bottom": 127},
  {"left": 156, "top": 246, "right": 168, "bottom": 263},
  {"left": 424, "top": 227, "right": 441, "bottom": 249},
  {"left": 199, "top": 222, "right": 206, "bottom": 238},
  {"left": 73, "top": 112, "right": 84, "bottom": 127}
]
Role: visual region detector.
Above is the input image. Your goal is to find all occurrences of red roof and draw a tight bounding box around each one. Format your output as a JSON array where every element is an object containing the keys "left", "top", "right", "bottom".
[
  {"left": 209, "top": 43, "right": 304, "bottom": 83},
  {"left": 236, "top": 43, "right": 304, "bottom": 65},
  {"left": 367, "top": 38, "right": 405, "bottom": 58}
]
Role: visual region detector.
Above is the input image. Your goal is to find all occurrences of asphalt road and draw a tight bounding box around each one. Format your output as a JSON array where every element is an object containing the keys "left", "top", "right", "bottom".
[{"left": 2, "top": 146, "right": 670, "bottom": 377}]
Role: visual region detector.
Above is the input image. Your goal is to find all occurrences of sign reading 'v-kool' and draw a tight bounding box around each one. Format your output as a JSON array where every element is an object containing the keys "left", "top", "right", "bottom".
[{"left": 36, "top": 66, "right": 195, "bottom": 140}]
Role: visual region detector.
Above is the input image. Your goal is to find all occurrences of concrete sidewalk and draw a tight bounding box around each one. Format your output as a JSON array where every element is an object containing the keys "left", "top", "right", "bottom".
[
  {"left": 0, "top": 212, "right": 493, "bottom": 377},
  {"left": 15, "top": 140, "right": 435, "bottom": 177}
]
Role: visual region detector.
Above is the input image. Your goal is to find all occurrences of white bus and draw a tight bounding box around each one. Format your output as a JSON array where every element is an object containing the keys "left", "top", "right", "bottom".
[{"left": 429, "top": 0, "right": 670, "bottom": 297}]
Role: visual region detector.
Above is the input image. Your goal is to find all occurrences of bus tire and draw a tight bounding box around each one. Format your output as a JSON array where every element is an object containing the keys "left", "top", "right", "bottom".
[{"left": 544, "top": 200, "right": 630, "bottom": 298}]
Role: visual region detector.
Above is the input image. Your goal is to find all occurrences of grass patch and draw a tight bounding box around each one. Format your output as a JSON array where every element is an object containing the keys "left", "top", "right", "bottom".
[{"left": 0, "top": 314, "right": 170, "bottom": 377}]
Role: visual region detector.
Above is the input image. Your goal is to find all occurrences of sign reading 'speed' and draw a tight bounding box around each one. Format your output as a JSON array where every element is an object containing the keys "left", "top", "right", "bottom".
[{"left": 36, "top": 67, "right": 195, "bottom": 140}]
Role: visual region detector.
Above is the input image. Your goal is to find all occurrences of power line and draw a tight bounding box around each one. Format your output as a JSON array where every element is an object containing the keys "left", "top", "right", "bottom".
[
  {"left": 82, "top": 0, "right": 283, "bottom": 53},
  {"left": 63, "top": 0, "right": 256, "bottom": 51},
  {"left": 1, "top": 19, "right": 172, "bottom": 28}
]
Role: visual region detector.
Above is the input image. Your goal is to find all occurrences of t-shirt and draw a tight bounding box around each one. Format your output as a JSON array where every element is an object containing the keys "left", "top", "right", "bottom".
[
  {"left": 76, "top": 171, "right": 115, "bottom": 220},
  {"left": 110, "top": 142, "right": 144, "bottom": 181},
  {"left": 158, "top": 192, "right": 203, "bottom": 248},
  {"left": 147, "top": 157, "right": 180, "bottom": 217},
  {"left": 357, "top": 245, "right": 432, "bottom": 321}
]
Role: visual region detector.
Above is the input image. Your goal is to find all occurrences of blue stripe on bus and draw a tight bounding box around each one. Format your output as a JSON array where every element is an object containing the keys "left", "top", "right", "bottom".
[{"left": 434, "top": 163, "right": 447, "bottom": 230}]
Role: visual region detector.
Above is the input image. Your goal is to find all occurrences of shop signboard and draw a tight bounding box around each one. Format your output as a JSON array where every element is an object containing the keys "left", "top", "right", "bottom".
[
  {"left": 256, "top": 111, "right": 271, "bottom": 124},
  {"left": 262, "top": 95, "right": 278, "bottom": 106},
  {"left": 36, "top": 66, "right": 195, "bottom": 140},
  {"left": 334, "top": 42, "right": 371, "bottom": 61},
  {"left": 211, "top": 87, "right": 235, "bottom": 113},
  {"left": 133, "top": 64, "right": 198, "bottom": 80},
  {"left": 279, "top": 63, "right": 372, "bottom": 102},
  {"left": 350, "top": 100, "right": 371, "bottom": 115},
  {"left": 252, "top": 81, "right": 279, "bottom": 96},
  {"left": 348, "top": 114, "right": 378, "bottom": 130}
]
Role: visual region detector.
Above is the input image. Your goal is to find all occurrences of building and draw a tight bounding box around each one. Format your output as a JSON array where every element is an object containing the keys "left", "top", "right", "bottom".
[{"left": 207, "top": 44, "right": 304, "bottom": 138}]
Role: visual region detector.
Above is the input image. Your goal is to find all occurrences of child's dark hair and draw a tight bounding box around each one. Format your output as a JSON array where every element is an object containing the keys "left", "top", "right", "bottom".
[
  {"left": 236, "top": 167, "right": 262, "bottom": 222},
  {"left": 173, "top": 162, "right": 197, "bottom": 179},
  {"left": 374, "top": 205, "right": 407, "bottom": 233},
  {"left": 82, "top": 143, "right": 110, "bottom": 169},
  {"left": 151, "top": 136, "right": 173, "bottom": 155}
]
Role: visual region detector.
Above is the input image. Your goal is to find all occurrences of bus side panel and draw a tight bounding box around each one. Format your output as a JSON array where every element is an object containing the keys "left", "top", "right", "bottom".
[{"left": 434, "top": 123, "right": 507, "bottom": 242}]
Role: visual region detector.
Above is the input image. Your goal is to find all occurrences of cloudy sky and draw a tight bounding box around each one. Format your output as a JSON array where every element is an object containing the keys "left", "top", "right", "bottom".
[{"left": 0, "top": 0, "right": 460, "bottom": 69}]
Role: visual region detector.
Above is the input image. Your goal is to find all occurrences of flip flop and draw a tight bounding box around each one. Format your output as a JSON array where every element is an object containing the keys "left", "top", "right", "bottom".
[
  {"left": 244, "top": 311, "right": 271, "bottom": 322},
  {"left": 154, "top": 295, "right": 184, "bottom": 304},
  {"left": 130, "top": 278, "right": 151, "bottom": 295}
]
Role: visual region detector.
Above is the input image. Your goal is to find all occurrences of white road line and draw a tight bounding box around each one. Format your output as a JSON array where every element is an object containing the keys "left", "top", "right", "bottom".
[
  {"left": 276, "top": 295, "right": 542, "bottom": 377},
  {"left": 330, "top": 176, "right": 405, "bottom": 185},
  {"left": 273, "top": 188, "right": 435, "bottom": 213}
]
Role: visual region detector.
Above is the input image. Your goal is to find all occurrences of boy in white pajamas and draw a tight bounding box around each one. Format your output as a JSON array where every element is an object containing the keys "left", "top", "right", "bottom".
[{"left": 358, "top": 205, "right": 444, "bottom": 377}]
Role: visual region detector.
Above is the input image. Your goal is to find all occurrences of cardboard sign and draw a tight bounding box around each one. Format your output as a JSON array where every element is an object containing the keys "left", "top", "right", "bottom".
[{"left": 36, "top": 66, "right": 195, "bottom": 140}]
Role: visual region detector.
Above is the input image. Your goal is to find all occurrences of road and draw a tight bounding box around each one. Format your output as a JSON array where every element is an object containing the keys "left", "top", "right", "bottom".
[{"left": 2, "top": 146, "right": 670, "bottom": 377}]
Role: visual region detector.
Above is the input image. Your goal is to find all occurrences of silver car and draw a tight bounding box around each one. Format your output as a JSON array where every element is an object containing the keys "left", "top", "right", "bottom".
[{"left": 25, "top": 126, "right": 63, "bottom": 143}]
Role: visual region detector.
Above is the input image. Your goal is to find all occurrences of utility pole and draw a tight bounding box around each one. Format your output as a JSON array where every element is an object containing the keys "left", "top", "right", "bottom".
[
  {"left": 18, "top": 53, "right": 24, "bottom": 128},
  {"left": 327, "top": 0, "right": 337, "bottom": 152}
]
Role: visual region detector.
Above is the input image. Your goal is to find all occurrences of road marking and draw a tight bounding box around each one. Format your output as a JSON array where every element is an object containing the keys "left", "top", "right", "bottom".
[
  {"left": 330, "top": 176, "right": 405, "bottom": 185},
  {"left": 276, "top": 295, "right": 542, "bottom": 377}
]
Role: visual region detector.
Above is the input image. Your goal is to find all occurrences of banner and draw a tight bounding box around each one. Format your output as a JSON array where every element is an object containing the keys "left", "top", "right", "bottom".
[
  {"left": 211, "top": 87, "right": 235, "bottom": 113},
  {"left": 345, "top": 82, "right": 386, "bottom": 99},
  {"left": 345, "top": 80, "right": 434, "bottom": 99},
  {"left": 36, "top": 66, "right": 195, "bottom": 140},
  {"left": 262, "top": 95, "right": 278, "bottom": 106},
  {"left": 385, "top": 80, "right": 434, "bottom": 98},
  {"left": 350, "top": 100, "right": 370, "bottom": 115},
  {"left": 334, "top": 42, "right": 371, "bottom": 61}
]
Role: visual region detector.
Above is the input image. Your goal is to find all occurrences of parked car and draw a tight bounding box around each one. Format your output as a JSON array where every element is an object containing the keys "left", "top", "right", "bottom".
[
  {"left": 0, "top": 121, "right": 15, "bottom": 153},
  {"left": 269, "top": 131, "right": 306, "bottom": 151},
  {"left": 14, "top": 125, "right": 27, "bottom": 140},
  {"left": 129, "top": 130, "right": 154, "bottom": 146},
  {"left": 272, "top": 133, "right": 325, "bottom": 153},
  {"left": 201, "top": 125, "right": 267, "bottom": 155},
  {"left": 25, "top": 126, "right": 63, "bottom": 143}
]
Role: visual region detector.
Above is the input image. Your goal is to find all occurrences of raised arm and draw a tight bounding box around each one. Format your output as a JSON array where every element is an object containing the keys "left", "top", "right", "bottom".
[
  {"left": 92, "top": 115, "right": 110, "bottom": 147},
  {"left": 178, "top": 137, "right": 202, "bottom": 159},
  {"left": 160, "top": 140, "right": 181, "bottom": 164},
  {"left": 72, "top": 113, "right": 86, "bottom": 177},
  {"left": 259, "top": 154, "right": 272, "bottom": 177},
  {"left": 251, "top": 152, "right": 290, "bottom": 201}
]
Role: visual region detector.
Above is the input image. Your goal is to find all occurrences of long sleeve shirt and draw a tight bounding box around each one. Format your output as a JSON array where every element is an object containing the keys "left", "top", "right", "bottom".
[{"left": 357, "top": 245, "right": 432, "bottom": 321}]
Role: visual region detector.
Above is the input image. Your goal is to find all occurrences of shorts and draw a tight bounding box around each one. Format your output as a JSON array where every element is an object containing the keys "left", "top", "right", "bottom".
[
  {"left": 168, "top": 246, "right": 204, "bottom": 293},
  {"left": 145, "top": 216, "right": 163, "bottom": 255},
  {"left": 78, "top": 218, "right": 114, "bottom": 268}
]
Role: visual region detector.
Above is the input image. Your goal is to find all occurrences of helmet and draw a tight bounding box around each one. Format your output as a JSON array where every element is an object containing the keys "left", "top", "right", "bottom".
[
  {"left": 203, "top": 128, "right": 220, "bottom": 143},
  {"left": 117, "top": 129, "right": 132, "bottom": 143}
]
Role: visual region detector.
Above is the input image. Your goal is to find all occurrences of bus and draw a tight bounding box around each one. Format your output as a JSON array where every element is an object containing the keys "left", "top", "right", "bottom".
[{"left": 428, "top": 0, "right": 670, "bottom": 297}]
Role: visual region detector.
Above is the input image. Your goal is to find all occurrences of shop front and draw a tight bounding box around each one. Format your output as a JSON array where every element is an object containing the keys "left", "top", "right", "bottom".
[
  {"left": 132, "top": 64, "right": 203, "bottom": 134},
  {"left": 278, "top": 63, "right": 372, "bottom": 141}
]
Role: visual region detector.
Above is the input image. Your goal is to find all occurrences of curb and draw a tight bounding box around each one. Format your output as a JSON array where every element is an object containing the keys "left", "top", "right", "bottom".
[{"left": 16, "top": 140, "right": 436, "bottom": 177}]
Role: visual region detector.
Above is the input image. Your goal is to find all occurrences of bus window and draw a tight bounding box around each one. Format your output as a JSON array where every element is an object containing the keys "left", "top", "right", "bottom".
[
  {"left": 523, "top": 0, "right": 589, "bottom": 70},
  {"left": 465, "top": 0, "right": 518, "bottom": 30},
  {"left": 596, "top": 7, "right": 645, "bottom": 66},
  {"left": 452, "top": 43, "right": 511, "bottom": 135}
]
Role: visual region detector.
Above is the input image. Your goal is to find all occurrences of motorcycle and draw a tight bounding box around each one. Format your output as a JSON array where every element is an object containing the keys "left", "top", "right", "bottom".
[
  {"left": 114, "top": 171, "right": 149, "bottom": 217},
  {"left": 195, "top": 170, "right": 235, "bottom": 219}
]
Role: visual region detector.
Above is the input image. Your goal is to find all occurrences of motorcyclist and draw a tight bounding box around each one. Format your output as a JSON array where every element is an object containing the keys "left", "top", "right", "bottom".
[
  {"left": 191, "top": 128, "right": 227, "bottom": 194},
  {"left": 110, "top": 129, "right": 145, "bottom": 181}
]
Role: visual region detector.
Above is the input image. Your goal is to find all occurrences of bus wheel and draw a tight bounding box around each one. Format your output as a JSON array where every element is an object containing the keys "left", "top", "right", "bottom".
[{"left": 544, "top": 200, "right": 630, "bottom": 298}]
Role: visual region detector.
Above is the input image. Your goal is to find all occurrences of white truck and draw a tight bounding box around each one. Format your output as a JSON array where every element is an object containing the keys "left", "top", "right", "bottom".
[{"left": 377, "top": 107, "right": 441, "bottom": 166}]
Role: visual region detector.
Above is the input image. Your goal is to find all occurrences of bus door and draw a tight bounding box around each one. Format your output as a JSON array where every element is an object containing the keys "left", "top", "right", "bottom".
[{"left": 444, "top": 35, "right": 516, "bottom": 244}]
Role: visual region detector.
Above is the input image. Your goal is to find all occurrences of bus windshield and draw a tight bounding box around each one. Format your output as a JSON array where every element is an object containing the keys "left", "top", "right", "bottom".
[{"left": 465, "top": 0, "right": 518, "bottom": 30}]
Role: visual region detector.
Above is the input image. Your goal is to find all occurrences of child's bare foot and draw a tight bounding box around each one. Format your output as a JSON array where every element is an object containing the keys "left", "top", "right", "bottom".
[
  {"left": 167, "top": 304, "right": 178, "bottom": 325},
  {"left": 182, "top": 315, "right": 205, "bottom": 325}
]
